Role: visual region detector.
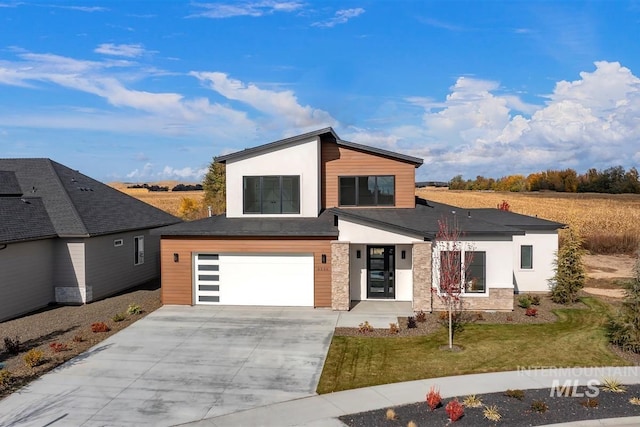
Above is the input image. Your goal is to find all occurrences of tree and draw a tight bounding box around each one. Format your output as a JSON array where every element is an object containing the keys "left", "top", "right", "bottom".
[
  {"left": 433, "top": 216, "right": 473, "bottom": 349},
  {"left": 607, "top": 249, "right": 640, "bottom": 353},
  {"left": 549, "top": 229, "right": 586, "bottom": 304},
  {"left": 177, "top": 197, "right": 202, "bottom": 220},
  {"left": 202, "top": 159, "right": 226, "bottom": 215}
]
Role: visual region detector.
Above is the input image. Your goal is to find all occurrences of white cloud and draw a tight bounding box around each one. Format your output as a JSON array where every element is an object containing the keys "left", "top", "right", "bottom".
[
  {"left": 125, "top": 163, "right": 207, "bottom": 181},
  {"left": 189, "top": 1, "right": 303, "bottom": 18},
  {"left": 48, "top": 5, "right": 108, "bottom": 12},
  {"left": 95, "top": 43, "right": 145, "bottom": 58},
  {"left": 312, "top": 8, "right": 365, "bottom": 28},
  {"left": 192, "top": 71, "right": 337, "bottom": 129},
  {"left": 383, "top": 61, "right": 640, "bottom": 180}
]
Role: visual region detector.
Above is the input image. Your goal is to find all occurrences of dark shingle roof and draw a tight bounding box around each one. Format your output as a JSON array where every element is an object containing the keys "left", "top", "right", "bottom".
[
  {"left": 215, "top": 127, "right": 423, "bottom": 167},
  {"left": 330, "top": 198, "right": 564, "bottom": 240},
  {"left": 0, "top": 159, "right": 181, "bottom": 239},
  {"left": 0, "top": 171, "right": 22, "bottom": 196},
  {"left": 0, "top": 197, "right": 57, "bottom": 244},
  {"left": 154, "top": 209, "right": 338, "bottom": 237}
]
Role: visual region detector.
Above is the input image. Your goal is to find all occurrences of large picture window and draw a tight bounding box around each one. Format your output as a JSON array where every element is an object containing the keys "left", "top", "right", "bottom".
[
  {"left": 339, "top": 176, "right": 395, "bottom": 206},
  {"left": 243, "top": 176, "right": 300, "bottom": 214}
]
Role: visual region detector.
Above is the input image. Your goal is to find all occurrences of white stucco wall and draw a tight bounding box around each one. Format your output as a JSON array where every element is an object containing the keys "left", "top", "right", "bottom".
[
  {"left": 225, "top": 136, "right": 321, "bottom": 218},
  {"left": 432, "top": 238, "right": 514, "bottom": 298},
  {"left": 338, "top": 218, "right": 422, "bottom": 244},
  {"left": 513, "top": 231, "right": 558, "bottom": 293}
]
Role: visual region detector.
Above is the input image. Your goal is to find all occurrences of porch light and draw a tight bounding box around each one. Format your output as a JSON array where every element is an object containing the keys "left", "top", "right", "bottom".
[
  {"left": 356, "top": 250, "right": 361, "bottom": 259},
  {"left": 322, "top": 254, "right": 327, "bottom": 264},
  {"left": 173, "top": 253, "right": 179, "bottom": 263},
  {"left": 401, "top": 250, "right": 406, "bottom": 259}
]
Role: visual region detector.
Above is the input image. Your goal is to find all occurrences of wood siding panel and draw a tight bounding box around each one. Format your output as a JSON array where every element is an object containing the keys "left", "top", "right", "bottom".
[
  {"left": 85, "top": 230, "right": 161, "bottom": 301},
  {"left": 160, "top": 237, "right": 332, "bottom": 307},
  {"left": 321, "top": 141, "right": 416, "bottom": 209},
  {"left": 0, "top": 239, "right": 54, "bottom": 321}
]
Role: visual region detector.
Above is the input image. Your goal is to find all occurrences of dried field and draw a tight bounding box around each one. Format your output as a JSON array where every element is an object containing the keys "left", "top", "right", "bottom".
[
  {"left": 417, "top": 188, "right": 640, "bottom": 254},
  {"left": 110, "top": 183, "right": 205, "bottom": 217}
]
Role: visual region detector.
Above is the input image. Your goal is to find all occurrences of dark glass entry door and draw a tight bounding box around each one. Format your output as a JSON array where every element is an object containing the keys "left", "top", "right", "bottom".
[{"left": 367, "top": 246, "right": 395, "bottom": 299}]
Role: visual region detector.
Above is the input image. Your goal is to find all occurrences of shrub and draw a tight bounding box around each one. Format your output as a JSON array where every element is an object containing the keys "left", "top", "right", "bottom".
[
  {"left": 112, "top": 313, "right": 126, "bottom": 322},
  {"left": 426, "top": 385, "right": 442, "bottom": 411},
  {"left": 504, "top": 389, "right": 525, "bottom": 400},
  {"left": 23, "top": 349, "right": 44, "bottom": 368},
  {"left": 445, "top": 399, "right": 464, "bottom": 421},
  {"left": 518, "top": 294, "right": 532, "bottom": 309},
  {"left": 607, "top": 253, "right": 640, "bottom": 353},
  {"left": 581, "top": 398, "right": 599, "bottom": 408},
  {"left": 49, "top": 342, "right": 68, "bottom": 353},
  {"left": 525, "top": 308, "right": 538, "bottom": 317},
  {"left": 531, "top": 295, "right": 541, "bottom": 305},
  {"left": 407, "top": 316, "right": 417, "bottom": 329},
  {"left": 600, "top": 377, "right": 626, "bottom": 393},
  {"left": 475, "top": 312, "right": 485, "bottom": 321},
  {"left": 550, "top": 228, "right": 586, "bottom": 304},
  {"left": 462, "top": 394, "right": 483, "bottom": 408},
  {"left": 389, "top": 323, "right": 399, "bottom": 334},
  {"left": 407, "top": 422, "right": 417, "bottom": 427},
  {"left": 629, "top": 396, "right": 640, "bottom": 405},
  {"left": 127, "top": 303, "right": 142, "bottom": 315},
  {"left": 531, "top": 400, "right": 548, "bottom": 413},
  {"left": 415, "top": 310, "right": 427, "bottom": 322},
  {"left": 483, "top": 405, "right": 501, "bottom": 422},
  {"left": 506, "top": 315, "right": 513, "bottom": 322},
  {"left": 3, "top": 336, "right": 20, "bottom": 355},
  {"left": 358, "top": 321, "right": 374, "bottom": 333},
  {"left": 91, "top": 322, "right": 111, "bottom": 333},
  {"left": 72, "top": 334, "right": 84, "bottom": 343},
  {"left": 0, "top": 369, "right": 12, "bottom": 388},
  {"left": 385, "top": 408, "right": 397, "bottom": 420}
]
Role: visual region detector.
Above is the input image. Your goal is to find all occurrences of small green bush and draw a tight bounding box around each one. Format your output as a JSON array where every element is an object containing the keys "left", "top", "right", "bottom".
[
  {"left": 504, "top": 389, "right": 525, "bottom": 400},
  {"left": 112, "top": 313, "right": 126, "bottom": 322},
  {"left": 0, "top": 369, "right": 12, "bottom": 388},
  {"left": 531, "top": 295, "right": 541, "bottom": 305},
  {"left": 23, "top": 349, "right": 44, "bottom": 368},
  {"left": 531, "top": 400, "right": 548, "bottom": 413},
  {"left": 358, "top": 321, "right": 374, "bottom": 333},
  {"left": 518, "top": 295, "right": 532, "bottom": 309},
  {"left": 127, "top": 303, "right": 142, "bottom": 315}
]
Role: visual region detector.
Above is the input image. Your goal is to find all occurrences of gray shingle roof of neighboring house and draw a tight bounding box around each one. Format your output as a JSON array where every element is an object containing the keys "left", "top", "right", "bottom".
[
  {"left": 0, "top": 159, "right": 181, "bottom": 239},
  {"left": 154, "top": 209, "right": 338, "bottom": 237},
  {"left": 215, "top": 127, "right": 424, "bottom": 167},
  {"left": 330, "top": 199, "right": 565, "bottom": 240},
  {"left": 0, "top": 197, "right": 57, "bottom": 244}
]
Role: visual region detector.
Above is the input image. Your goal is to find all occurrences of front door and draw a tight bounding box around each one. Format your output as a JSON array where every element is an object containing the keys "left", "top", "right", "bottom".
[{"left": 367, "top": 246, "right": 395, "bottom": 299}]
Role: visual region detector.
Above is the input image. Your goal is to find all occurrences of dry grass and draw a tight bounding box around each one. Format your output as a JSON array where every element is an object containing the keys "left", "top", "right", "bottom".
[
  {"left": 417, "top": 188, "right": 640, "bottom": 254},
  {"left": 109, "top": 183, "right": 205, "bottom": 217}
]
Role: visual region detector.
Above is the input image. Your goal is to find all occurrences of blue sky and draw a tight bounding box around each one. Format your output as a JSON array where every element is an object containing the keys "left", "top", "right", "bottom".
[{"left": 1, "top": 1, "right": 639, "bottom": 183}]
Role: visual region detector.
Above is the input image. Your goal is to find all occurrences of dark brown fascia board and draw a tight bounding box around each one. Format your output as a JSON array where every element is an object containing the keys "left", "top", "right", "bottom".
[
  {"left": 336, "top": 139, "right": 423, "bottom": 167},
  {"left": 215, "top": 127, "right": 337, "bottom": 163}
]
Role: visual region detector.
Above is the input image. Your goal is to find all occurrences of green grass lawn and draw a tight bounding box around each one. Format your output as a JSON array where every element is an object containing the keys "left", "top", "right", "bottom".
[{"left": 317, "top": 297, "right": 630, "bottom": 394}]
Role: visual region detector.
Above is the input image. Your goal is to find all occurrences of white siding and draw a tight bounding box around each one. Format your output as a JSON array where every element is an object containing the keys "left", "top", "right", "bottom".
[
  {"left": 225, "top": 136, "right": 321, "bottom": 218},
  {"left": 432, "top": 238, "right": 514, "bottom": 297},
  {"left": 53, "top": 239, "right": 86, "bottom": 288},
  {"left": 0, "top": 239, "right": 54, "bottom": 321},
  {"left": 338, "top": 218, "right": 421, "bottom": 244},
  {"left": 513, "top": 231, "right": 559, "bottom": 293}
]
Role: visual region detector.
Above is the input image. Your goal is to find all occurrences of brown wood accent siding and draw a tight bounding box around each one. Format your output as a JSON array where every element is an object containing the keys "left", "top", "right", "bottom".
[
  {"left": 160, "top": 236, "right": 332, "bottom": 307},
  {"left": 321, "top": 141, "right": 416, "bottom": 209}
]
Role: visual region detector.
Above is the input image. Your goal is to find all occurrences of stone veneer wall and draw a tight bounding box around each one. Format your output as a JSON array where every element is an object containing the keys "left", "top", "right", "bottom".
[
  {"left": 331, "top": 241, "right": 350, "bottom": 310},
  {"left": 432, "top": 288, "right": 514, "bottom": 312},
  {"left": 412, "top": 241, "right": 432, "bottom": 312}
]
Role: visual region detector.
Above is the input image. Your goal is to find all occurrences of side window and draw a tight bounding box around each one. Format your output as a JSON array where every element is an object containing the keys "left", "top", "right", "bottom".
[
  {"left": 134, "top": 236, "right": 144, "bottom": 265},
  {"left": 466, "top": 251, "right": 486, "bottom": 293},
  {"left": 520, "top": 245, "right": 533, "bottom": 269}
]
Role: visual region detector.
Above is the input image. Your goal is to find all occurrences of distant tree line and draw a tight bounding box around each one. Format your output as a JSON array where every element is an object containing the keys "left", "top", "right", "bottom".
[
  {"left": 126, "top": 183, "right": 203, "bottom": 192},
  {"left": 449, "top": 166, "right": 640, "bottom": 194}
]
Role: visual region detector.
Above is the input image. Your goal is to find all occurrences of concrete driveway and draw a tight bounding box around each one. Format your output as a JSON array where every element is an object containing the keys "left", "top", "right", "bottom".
[{"left": 0, "top": 305, "right": 339, "bottom": 427}]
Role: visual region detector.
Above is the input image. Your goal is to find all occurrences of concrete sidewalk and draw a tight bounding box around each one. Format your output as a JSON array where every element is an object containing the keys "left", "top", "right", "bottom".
[{"left": 178, "top": 366, "right": 640, "bottom": 427}]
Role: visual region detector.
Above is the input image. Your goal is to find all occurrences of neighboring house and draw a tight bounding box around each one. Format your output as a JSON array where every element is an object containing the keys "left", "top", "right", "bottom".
[
  {"left": 156, "top": 128, "right": 563, "bottom": 312},
  {"left": 0, "top": 159, "right": 181, "bottom": 321}
]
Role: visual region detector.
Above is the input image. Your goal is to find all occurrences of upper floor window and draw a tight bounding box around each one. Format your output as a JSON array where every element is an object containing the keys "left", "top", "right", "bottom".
[
  {"left": 243, "top": 176, "right": 300, "bottom": 214},
  {"left": 339, "top": 176, "right": 395, "bottom": 206}
]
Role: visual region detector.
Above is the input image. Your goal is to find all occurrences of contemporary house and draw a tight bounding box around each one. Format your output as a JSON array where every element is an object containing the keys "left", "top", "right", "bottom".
[
  {"left": 0, "top": 159, "right": 181, "bottom": 321},
  {"left": 157, "top": 128, "right": 563, "bottom": 312}
]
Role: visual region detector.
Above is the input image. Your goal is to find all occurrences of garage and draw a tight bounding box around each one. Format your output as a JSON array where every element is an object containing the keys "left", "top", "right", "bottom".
[{"left": 194, "top": 253, "right": 315, "bottom": 306}]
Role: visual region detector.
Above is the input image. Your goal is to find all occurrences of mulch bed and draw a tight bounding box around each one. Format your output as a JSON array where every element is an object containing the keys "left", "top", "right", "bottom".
[
  {"left": 340, "top": 384, "right": 640, "bottom": 426},
  {"left": 0, "top": 280, "right": 161, "bottom": 399},
  {"left": 335, "top": 294, "right": 582, "bottom": 338}
]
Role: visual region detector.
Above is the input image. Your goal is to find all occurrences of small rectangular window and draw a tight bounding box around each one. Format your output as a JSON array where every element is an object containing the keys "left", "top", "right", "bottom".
[
  {"left": 134, "top": 236, "right": 144, "bottom": 265},
  {"left": 521, "top": 245, "right": 533, "bottom": 269}
]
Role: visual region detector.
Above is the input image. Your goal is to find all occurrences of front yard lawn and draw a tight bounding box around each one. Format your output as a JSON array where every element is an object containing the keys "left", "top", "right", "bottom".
[{"left": 317, "top": 297, "right": 630, "bottom": 394}]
